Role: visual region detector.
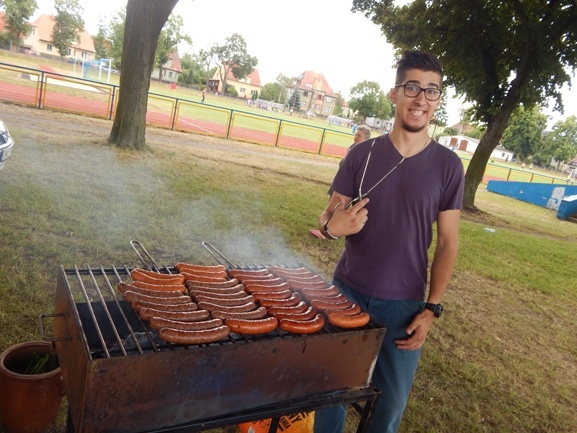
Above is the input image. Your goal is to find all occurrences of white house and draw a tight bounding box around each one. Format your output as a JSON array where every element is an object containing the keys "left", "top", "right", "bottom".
[{"left": 438, "top": 135, "right": 515, "bottom": 162}]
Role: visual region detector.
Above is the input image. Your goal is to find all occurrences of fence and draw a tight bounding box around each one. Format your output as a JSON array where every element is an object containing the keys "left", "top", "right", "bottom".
[
  {"left": 0, "top": 61, "right": 573, "bottom": 186},
  {"left": 0, "top": 62, "right": 353, "bottom": 158}
]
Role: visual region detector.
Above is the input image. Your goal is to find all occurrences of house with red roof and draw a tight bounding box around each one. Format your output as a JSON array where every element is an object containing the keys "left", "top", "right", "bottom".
[
  {"left": 22, "top": 14, "right": 95, "bottom": 61},
  {"left": 289, "top": 71, "right": 339, "bottom": 117},
  {"left": 209, "top": 66, "right": 261, "bottom": 99},
  {"left": 151, "top": 50, "right": 183, "bottom": 84}
]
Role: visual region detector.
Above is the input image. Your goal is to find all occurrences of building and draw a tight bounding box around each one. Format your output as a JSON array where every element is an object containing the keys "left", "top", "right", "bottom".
[
  {"left": 438, "top": 134, "right": 515, "bottom": 162},
  {"left": 288, "top": 71, "right": 339, "bottom": 117},
  {"left": 21, "top": 14, "right": 95, "bottom": 61},
  {"left": 208, "top": 66, "right": 261, "bottom": 99},
  {"left": 151, "top": 50, "right": 183, "bottom": 84}
]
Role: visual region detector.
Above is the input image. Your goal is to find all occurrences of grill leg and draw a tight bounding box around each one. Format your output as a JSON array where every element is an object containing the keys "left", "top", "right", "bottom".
[{"left": 268, "top": 417, "right": 280, "bottom": 433}]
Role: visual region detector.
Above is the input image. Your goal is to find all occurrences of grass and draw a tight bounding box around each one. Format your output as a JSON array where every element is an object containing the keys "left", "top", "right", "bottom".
[{"left": 1, "top": 102, "right": 576, "bottom": 433}]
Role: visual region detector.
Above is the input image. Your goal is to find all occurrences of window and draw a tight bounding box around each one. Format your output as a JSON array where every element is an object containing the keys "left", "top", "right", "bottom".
[
  {"left": 81, "top": 52, "right": 86, "bottom": 59},
  {"left": 240, "top": 87, "right": 246, "bottom": 93},
  {"left": 325, "top": 97, "right": 333, "bottom": 103},
  {"left": 169, "top": 72, "right": 173, "bottom": 78},
  {"left": 303, "top": 91, "right": 309, "bottom": 97},
  {"left": 66, "top": 48, "right": 71, "bottom": 55},
  {"left": 47, "top": 44, "right": 52, "bottom": 51},
  {"left": 324, "top": 107, "right": 331, "bottom": 113}
]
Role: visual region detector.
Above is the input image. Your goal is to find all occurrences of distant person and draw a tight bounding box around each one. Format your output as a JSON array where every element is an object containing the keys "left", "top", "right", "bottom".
[{"left": 201, "top": 89, "right": 206, "bottom": 103}]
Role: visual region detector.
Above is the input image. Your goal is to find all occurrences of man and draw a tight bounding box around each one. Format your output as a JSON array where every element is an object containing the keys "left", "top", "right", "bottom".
[{"left": 315, "top": 51, "right": 464, "bottom": 433}]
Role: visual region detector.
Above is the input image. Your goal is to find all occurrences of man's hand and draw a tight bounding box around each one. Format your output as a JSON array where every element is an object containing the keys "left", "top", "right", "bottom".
[
  {"left": 327, "top": 197, "right": 369, "bottom": 237},
  {"left": 394, "top": 309, "right": 435, "bottom": 350}
]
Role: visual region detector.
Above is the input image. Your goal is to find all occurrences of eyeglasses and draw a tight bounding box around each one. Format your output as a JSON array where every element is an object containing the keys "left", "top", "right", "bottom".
[{"left": 395, "top": 83, "right": 442, "bottom": 101}]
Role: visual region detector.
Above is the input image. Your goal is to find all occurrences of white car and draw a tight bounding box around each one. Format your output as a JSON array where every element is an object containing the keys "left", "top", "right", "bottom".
[{"left": 0, "top": 119, "right": 14, "bottom": 171}]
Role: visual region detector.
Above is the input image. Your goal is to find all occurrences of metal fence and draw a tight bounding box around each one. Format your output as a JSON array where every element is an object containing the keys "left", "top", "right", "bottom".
[{"left": 0, "top": 62, "right": 353, "bottom": 158}]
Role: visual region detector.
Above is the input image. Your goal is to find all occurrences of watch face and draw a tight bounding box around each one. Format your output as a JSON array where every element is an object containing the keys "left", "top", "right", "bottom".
[{"left": 434, "top": 304, "right": 443, "bottom": 317}]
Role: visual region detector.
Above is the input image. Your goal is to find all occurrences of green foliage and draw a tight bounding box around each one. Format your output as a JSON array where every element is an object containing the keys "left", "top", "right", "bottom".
[
  {"left": 155, "top": 14, "right": 191, "bottom": 72},
  {"left": 348, "top": 80, "right": 392, "bottom": 121},
  {"left": 501, "top": 106, "right": 547, "bottom": 161},
  {"left": 212, "top": 33, "right": 258, "bottom": 95},
  {"left": 0, "top": 0, "right": 37, "bottom": 47},
  {"left": 540, "top": 115, "right": 577, "bottom": 167},
  {"left": 260, "top": 82, "right": 285, "bottom": 103},
  {"left": 51, "top": 0, "right": 84, "bottom": 58},
  {"left": 92, "top": 21, "right": 110, "bottom": 60},
  {"left": 288, "top": 89, "right": 300, "bottom": 111}
]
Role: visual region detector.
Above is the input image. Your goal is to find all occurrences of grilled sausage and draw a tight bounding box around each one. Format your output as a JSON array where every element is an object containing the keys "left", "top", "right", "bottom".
[
  {"left": 184, "top": 278, "right": 240, "bottom": 289},
  {"left": 267, "top": 266, "right": 313, "bottom": 276},
  {"left": 132, "top": 299, "right": 200, "bottom": 312},
  {"left": 118, "top": 282, "right": 184, "bottom": 297},
  {"left": 257, "top": 292, "right": 302, "bottom": 307},
  {"left": 244, "top": 282, "right": 291, "bottom": 294},
  {"left": 180, "top": 272, "right": 228, "bottom": 283},
  {"left": 279, "top": 314, "right": 325, "bottom": 334},
  {"left": 186, "top": 283, "right": 246, "bottom": 295},
  {"left": 303, "top": 293, "right": 349, "bottom": 303},
  {"left": 197, "top": 301, "right": 256, "bottom": 313},
  {"left": 159, "top": 325, "right": 230, "bottom": 345},
  {"left": 138, "top": 308, "right": 207, "bottom": 322},
  {"left": 228, "top": 269, "right": 271, "bottom": 278},
  {"left": 251, "top": 290, "right": 293, "bottom": 301},
  {"left": 241, "top": 277, "right": 285, "bottom": 287},
  {"left": 130, "top": 269, "right": 185, "bottom": 285},
  {"left": 327, "top": 311, "right": 371, "bottom": 328},
  {"left": 266, "top": 301, "right": 309, "bottom": 315},
  {"left": 210, "top": 306, "right": 268, "bottom": 320},
  {"left": 281, "top": 275, "right": 325, "bottom": 285},
  {"left": 175, "top": 262, "right": 227, "bottom": 274},
  {"left": 287, "top": 280, "right": 331, "bottom": 291},
  {"left": 187, "top": 289, "right": 248, "bottom": 299},
  {"left": 194, "top": 294, "right": 256, "bottom": 306},
  {"left": 129, "top": 280, "right": 187, "bottom": 293},
  {"left": 310, "top": 298, "right": 354, "bottom": 312},
  {"left": 122, "top": 290, "right": 192, "bottom": 305},
  {"left": 300, "top": 286, "right": 340, "bottom": 298},
  {"left": 149, "top": 316, "right": 223, "bottom": 331},
  {"left": 225, "top": 317, "right": 278, "bottom": 335},
  {"left": 269, "top": 306, "right": 318, "bottom": 321},
  {"left": 323, "top": 303, "right": 362, "bottom": 316}
]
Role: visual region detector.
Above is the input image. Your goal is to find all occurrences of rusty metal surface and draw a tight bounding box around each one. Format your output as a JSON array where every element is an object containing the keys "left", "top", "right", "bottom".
[{"left": 53, "top": 265, "right": 386, "bottom": 433}]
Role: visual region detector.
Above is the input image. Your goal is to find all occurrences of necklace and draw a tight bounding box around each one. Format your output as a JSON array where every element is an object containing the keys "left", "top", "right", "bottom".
[{"left": 346, "top": 134, "right": 430, "bottom": 208}]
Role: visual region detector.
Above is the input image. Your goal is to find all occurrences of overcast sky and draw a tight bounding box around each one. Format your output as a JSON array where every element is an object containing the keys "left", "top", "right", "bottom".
[{"left": 33, "top": 0, "right": 577, "bottom": 128}]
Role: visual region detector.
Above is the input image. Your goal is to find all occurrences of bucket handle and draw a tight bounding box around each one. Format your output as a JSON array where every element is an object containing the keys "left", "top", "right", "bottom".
[{"left": 38, "top": 313, "right": 71, "bottom": 342}]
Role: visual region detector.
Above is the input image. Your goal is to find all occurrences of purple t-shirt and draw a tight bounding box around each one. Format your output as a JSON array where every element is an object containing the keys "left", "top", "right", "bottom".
[{"left": 330, "top": 134, "right": 464, "bottom": 300}]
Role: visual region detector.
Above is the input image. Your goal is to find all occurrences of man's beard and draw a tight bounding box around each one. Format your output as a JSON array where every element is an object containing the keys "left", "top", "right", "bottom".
[{"left": 401, "top": 121, "right": 427, "bottom": 133}]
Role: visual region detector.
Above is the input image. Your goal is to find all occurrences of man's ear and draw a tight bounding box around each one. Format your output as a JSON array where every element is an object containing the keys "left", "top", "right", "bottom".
[{"left": 388, "top": 87, "right": 397, "bottom": 104}]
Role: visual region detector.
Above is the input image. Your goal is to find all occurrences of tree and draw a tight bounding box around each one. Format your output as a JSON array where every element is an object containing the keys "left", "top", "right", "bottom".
[
  {"left": 353, "top": 0, "right": 577, "bottom": 210},
  {"left": 92, "top": 21, "right": 110, "bottom": 60},
  {"left": 260, "top": 82, "right": 284, "bottom": 103},
  {"left": 275, "top": 73, "right": 292, "bottom": 103},
  {"left": 0, "top": 0, "right": 37, "bottom": 50},
  {"left": 540, "top": 116, "right": 577, "bottom": 169},
  {"left": 51, "top": 0, "right": 84, "bottom": 60},
  {"left": 348, "top": 80, "right": 392, "bottom": 122},
  {"left": 501, "top": 107, "right": 547, "bottom": 162},
  {"left": 212, "top": 33, "right": 258, "bottom": 95},
  {"left": 154, "top": 14, "right": 191, "bottom": 82},
  {"left": 288, "top": 90, "right": 301, "bottom": 112},
  {"left": 108, "top": 0, "right": 179, "bottom": 149}
]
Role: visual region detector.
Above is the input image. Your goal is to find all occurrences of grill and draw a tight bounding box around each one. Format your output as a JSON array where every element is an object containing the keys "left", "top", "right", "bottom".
[{"left": 44, "top": 242, "right": 386, "bottom": 433}]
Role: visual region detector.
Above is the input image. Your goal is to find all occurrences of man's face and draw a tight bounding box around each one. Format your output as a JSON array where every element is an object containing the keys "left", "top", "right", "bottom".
[{"left": 389, "top": 69, "right": 442, "bottom": 133}]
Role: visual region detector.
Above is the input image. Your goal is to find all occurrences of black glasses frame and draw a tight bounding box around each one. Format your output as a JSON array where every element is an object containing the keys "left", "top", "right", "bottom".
[{"left": 395, "top": 84, "right": 442, "bottom": 101}]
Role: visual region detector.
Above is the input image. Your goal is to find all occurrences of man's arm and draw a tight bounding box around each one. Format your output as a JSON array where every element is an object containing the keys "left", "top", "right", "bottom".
[
  {"left": 395, "top": 208, "right": 461, "bottom": 350},
  {"left": 318, "top": 192, "right": 369, "bottom": 239}
]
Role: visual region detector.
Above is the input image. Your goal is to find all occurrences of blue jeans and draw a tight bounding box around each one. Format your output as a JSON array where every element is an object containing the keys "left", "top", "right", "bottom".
[{"left": 314, "top": 279, "right": 424, "bottom": 433}]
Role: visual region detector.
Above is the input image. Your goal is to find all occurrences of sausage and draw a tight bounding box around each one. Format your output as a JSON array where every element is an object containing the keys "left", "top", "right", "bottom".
[
  {"left": 244, "top": 282, "right": 291, "bottom": 294},
  {"left": 300, "top": 286, "right": 340, "bottom": 298},
  {"left": 138, "top": 308, "right": 207, "bottom": 322},
  {"left": 149, "top": 317, "right": 223, "bottom": 331},
  {"left": 187, "top": 289, "right": 248, "bottom": 299},
  {"left": 257, "top": 292, "right": 302, "bottom": 307},
  {"left": 287, "top": 280, "right": 331, "bottom": 291},
  {"left": 118, "top": 282, "right": 184, "bottom": 297},
  {"left": 184, "top": 278, "right": 240, "bottom": 289},
  {"left": 241, "top": 277, "right": 285, "bottom": 287},
  {"left": 132, "top": 299, "right": 200, "bottom": 312},
  {"left": 211, "top": 306, "right": 268, "bottom": 320},
  {"left": 267, "top": 266, "right": 312, "bottom": 276},
  {"left": 175, "top": 262, "right": 227, "bottom": 274},
  {"left": 129, "top": 280, "right": 187, "bottom": 293},
  {"left": 266, "top": 301, "right": 309, "bottom": 315},
  {"left": 197, "top": 301, "right": 257, "bottom": 313},
  {"left": 122, "top": 290, "right": 192, "bottom": 305},
  {"left": 224, "top": 317, "right": 278, "bottom": 335},
  {"left": 281, "top": 275, "right": 325, "bottom": 285},
  {"left": 323, "top": 303, "right": 362, "bottom": 316},
  {"left": 270, "top": 306, "right": 318, "bottom": 321},
  {"left": 310, "top": 298, "right": 354, "bottom": 312},
  {"left": 304, "top": 292, "right": 350, "bottom": 303},
  {"left": 194, "top": 294, "right": 256, "bottom": 306},
  {"left": 327, "top": 311, "right": 371, "bottom": 329},
  {"left": 159, "top": 325, "right": 230, "bottom": 345},
  {"left": 180, "top": 272, "right": 228, "bottom": 283},
  {"left": 279, "top": 314, "right": 325, "bottom": 334},
  {"left": 251, "top": 290, "right": 293, "bottom": 301},
  {"left": 186, "top": 283, "right": 246, "bottom": 294},
  {"left": 130, "top": 269, "right": 185, "bottom": 285},
  {"left": 228, "top": 269, "right": 271, "bottom": 278}
]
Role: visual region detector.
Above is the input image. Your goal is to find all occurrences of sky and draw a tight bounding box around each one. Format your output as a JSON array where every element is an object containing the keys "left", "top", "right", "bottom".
[{"left": 32, "top": 0, "right": 577, "bottom": 128}]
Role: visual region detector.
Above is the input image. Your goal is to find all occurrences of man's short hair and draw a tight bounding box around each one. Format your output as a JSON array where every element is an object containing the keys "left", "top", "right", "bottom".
[
  {"left": 395, "top": 50, "right": 444, "bottom": 85},
  {"left": 357, "top": 125, "right": 371, "bottom": 140}
]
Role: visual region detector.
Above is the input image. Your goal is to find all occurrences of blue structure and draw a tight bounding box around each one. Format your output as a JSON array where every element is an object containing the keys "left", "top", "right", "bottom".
[{"left": 486, "top": 180, "right": 577, "bottom": 220}]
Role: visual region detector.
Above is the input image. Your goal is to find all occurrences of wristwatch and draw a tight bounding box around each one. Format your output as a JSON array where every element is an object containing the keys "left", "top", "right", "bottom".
[{"left": 423, "top": 303, "right": 443, "bottom": 318}]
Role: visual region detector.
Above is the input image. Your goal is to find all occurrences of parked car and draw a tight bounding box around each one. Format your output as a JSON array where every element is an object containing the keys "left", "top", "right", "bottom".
[
  {"left": 100, "top": 66, "right": 118, "bottom": 74},
  {"left": 0, "top": 119, "right": 14, "bottom": 171}
]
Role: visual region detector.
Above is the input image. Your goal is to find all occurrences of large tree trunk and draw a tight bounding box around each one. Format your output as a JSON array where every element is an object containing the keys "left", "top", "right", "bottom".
[{"left": 108, "top": 0, "right": 178, "bottom": 149}]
